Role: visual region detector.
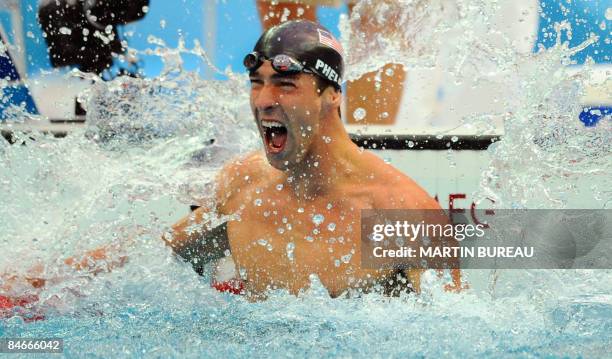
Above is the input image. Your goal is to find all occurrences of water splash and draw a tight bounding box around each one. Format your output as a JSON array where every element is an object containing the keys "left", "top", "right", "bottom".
[
  {"left": 475, "top": 34, "right": 610, "bottom": 209},
  {"left": 0, "top": 1, "right": 611, "bottom": 356},
  {"left": 341, "top": 0, "right": 610, "bottom": 208},
  {"left": 1, "top": 40, "right": 260, "bottom": 315}
]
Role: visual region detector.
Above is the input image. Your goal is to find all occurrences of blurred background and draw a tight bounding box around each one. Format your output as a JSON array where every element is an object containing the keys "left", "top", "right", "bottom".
[{"left": 0, "top": 0, "right": 610, "bottom": 210}]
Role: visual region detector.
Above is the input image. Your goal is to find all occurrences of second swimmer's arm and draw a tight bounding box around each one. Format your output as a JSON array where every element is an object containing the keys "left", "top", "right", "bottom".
[{"left": 8, "top": 243, "right": 129, "bottom": 291}]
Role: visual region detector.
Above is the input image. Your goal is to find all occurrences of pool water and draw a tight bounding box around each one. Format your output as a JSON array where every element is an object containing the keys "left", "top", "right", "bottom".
[
  {"left": 1, "top": 1, "right": 611, "bottom": 357},
  {"left": 1, "top": 267, "right": 611, "bottom": 357}
]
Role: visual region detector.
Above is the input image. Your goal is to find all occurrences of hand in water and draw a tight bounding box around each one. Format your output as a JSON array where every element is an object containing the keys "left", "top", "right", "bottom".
[
  {"left": 62, "top": 245, "right": 128, "bottom": 274},
  {"left": 1, "top": 225, "right": 144, "bottom": 317},
  {"left": 0, "top": 248, "right": 122, "bottom": 321},
  {"left": 58, "top": 225, "right": 148, "bottom": 276},
  {"left": 1, "top": 262, "right": 46, "bottom": 294},
  {"left": 0, "top": 264, "right": 46, "bottom": 320}
]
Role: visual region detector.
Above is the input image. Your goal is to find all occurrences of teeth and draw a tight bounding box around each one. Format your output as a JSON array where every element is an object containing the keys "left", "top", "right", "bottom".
[{"left": 261, "top": 120, "right": 285, "bottom": 129}]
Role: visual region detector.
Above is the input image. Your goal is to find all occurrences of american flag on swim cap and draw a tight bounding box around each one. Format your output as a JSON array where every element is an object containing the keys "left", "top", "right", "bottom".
[{"left": 317, "top": 29, "right": 343, "bottom": 56}]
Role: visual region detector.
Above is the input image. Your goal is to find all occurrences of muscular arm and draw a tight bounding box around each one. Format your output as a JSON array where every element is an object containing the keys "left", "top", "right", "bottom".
[
  {"left": 161, "top": 206, "right": 230, "bottom": 275},
  {"left": 160, "top": 155, "right": 255, "bottom": 275},
  {"left": 377, "top": 173, "right": 466, "bottom": 293},
  {"left": 5, "top": 212, "right": 228, "bottom": 295},
  {"left": 2, "top": 158, "right": 247, "bottom": 296},
  {"left": 2, "top": 242, "right": 129, "bottom": 294}
]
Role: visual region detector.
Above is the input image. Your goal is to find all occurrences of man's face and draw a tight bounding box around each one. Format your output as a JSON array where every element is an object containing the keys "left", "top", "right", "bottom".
[{"left": 249, "top": 61, "right": 324, "bottom": 171}]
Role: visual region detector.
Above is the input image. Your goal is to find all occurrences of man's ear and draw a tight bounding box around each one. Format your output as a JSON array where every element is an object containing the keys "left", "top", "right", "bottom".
[{"left": 323, "top": 87, "right": 342, "bottom": 114}]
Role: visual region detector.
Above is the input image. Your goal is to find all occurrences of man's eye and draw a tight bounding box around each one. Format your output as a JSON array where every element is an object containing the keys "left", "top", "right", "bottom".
[{"left": 280, "top": 82, "right": 296, "bottom": 88}]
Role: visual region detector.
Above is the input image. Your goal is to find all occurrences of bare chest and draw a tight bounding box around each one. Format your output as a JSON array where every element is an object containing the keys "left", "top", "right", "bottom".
[{"left": 226, "top": 192, "right": 385, "bottom": 296}]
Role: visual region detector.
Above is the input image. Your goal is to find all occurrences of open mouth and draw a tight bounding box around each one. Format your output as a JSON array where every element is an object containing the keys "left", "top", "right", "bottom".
[{"left": 261, "top": 120, "right": 288, "bottom": 154}]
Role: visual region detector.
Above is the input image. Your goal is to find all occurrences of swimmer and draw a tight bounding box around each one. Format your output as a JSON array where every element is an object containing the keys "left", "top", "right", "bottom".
[
  {"left": 255, "top": 1, "right": 407, "bottom": 126},
  {"left": 165, "top": 20, "right": 464, "bottom": 299},
  {"left": 3, "top": 21, "right": 463, "bottom": 305}
]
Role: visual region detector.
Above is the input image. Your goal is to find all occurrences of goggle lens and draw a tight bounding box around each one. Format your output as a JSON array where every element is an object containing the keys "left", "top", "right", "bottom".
[
  {"left": 243, "top": 52, "right": 262, "bottom": 71},
  {"left": 243, "top": 52, "right": 309, "bottom": 74},
  {"left": 271, "top": 54, "right": 303, "bottom": 73}
]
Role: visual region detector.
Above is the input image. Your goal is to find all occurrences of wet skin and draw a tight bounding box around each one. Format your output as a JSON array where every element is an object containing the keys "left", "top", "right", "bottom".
[
  {"left": 169, "top": 62, "right": 459, "bottom": 299},
  {"left": 1, "top": 64, "right": 461, "bottom": 304},
  {"left": 216, "top": 151, "right": 439, "bottom": 298}
]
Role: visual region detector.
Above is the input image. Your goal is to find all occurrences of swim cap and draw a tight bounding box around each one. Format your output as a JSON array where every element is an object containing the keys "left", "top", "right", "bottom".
[{"left": 245, "top": 20, "right": 344, "bottom": 89}]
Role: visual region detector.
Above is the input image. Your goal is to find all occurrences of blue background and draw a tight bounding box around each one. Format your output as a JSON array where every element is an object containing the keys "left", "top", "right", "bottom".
[
  {"left": 1, "top": 0, "right": 347, "bottom": 78},
  {"left": 1, "top": 0, "right": 607, "bottom": 78}
]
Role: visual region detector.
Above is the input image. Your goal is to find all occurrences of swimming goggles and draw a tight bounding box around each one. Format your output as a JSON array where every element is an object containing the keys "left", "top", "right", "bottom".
[{"left": 243, "top": 52, "right": 314, "bottom": 75}]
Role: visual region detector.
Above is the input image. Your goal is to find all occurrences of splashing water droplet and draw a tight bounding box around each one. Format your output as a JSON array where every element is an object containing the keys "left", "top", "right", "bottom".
[
  {"left": 312, "top": 214, "right": 325, "bottom": 226},
  {"left": 276, "top": 183, "right": 283, "bottom": 191},
  {"left": 327, "top": 222, "right": 336, "bottom": 232},
  {"left": 353, "top": 108, "right": 366, "bottom": 121},
  {"left": 305, "top": 236, "right": 314, "bottom": 242},
  {"left": 297, "top": 207, "right": 305, "bottom": 213},
  {"left": 0, "top": 2, "right": 608, "bottom": 349},
  {"left": 266, "top": 243, "right": 273, "bottom": 251},
  {"left": 257, "top": 239, "right": 268, "bottom": 246},
  {"left": 286, "top": 242, "right": 295, "bottom": 261},
  {"left": 254, "top": 198, "right": 262, "bottom": 206},
  {"left": 341, "top": 254, "right": 352, "bottom": 263}
]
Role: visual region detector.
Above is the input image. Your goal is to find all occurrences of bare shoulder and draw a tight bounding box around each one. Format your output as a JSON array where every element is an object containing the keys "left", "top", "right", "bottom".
[
  {"left": 360, "top": 151, "right": 440, "bottom": 210},
  {"left": 215, "top": 150, "right": 271, "bottom": 211}
]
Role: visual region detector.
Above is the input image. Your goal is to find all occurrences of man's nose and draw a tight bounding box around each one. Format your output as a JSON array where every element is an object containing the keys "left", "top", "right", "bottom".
[{"left": 253, "top": 84, "right": 279, "bottom": 113}]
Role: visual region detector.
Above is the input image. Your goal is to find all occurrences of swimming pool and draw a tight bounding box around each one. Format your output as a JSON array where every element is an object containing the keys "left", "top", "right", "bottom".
[
  {"left": 1, "top": 1, "right": 611, "bottom": 357},
  {"left": 1, "top": 74, "right": 609, "bottom": 358},
  {"left": 1, "top": 266, "right": 611, "bottom": 357}
]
